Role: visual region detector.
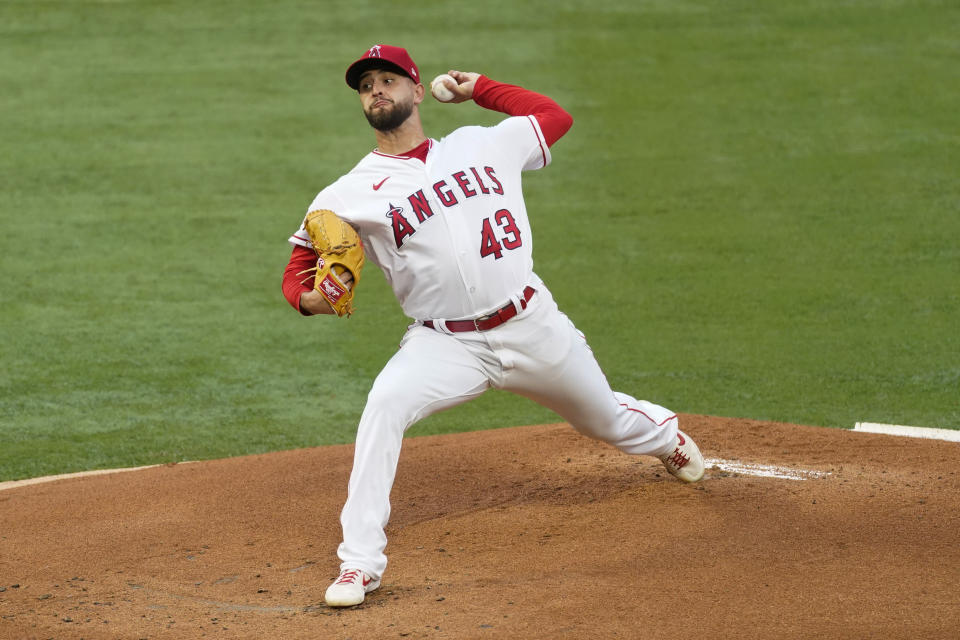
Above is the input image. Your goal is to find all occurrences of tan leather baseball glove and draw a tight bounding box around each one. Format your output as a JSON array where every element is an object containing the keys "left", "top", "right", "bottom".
[{"left": 298, "top": 209, "right": 365, "bottom": 317}]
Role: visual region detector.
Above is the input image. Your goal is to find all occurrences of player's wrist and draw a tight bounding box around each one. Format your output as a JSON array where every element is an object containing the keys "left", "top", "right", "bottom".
[
  {"left": 299, "top": 289, "right": 335, "bottom": 316},
  {"left": 472, "top": 74, "right": 492, "bottom": 101}
]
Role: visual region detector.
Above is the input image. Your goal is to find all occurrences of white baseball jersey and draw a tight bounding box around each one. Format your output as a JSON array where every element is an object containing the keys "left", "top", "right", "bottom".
[{"left": 289, "top": 115, "right": 551, "bottom": 321}]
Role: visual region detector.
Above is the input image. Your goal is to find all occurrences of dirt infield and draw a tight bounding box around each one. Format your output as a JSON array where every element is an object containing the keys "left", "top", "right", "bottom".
[{"left": 1, "top": 415, "right": 958, "bottom": 639}]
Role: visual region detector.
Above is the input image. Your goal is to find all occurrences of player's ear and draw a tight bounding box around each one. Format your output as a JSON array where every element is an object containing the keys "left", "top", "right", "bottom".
[{"left": 413, "top": 81, "right": 425, "bottom": 104}]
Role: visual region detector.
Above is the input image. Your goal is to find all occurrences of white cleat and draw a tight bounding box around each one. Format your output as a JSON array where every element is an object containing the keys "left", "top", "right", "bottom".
[
  {"left": 324, "top": 568, "right": 381, "bottom": 607},
  {"left": 658, "top": 430, "right": 705, "bottom": 483}
]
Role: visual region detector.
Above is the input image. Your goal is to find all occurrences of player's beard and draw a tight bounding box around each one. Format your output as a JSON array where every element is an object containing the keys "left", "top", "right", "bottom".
[{"left": 364, "top": 96, "right": 415, "bottom": 132}]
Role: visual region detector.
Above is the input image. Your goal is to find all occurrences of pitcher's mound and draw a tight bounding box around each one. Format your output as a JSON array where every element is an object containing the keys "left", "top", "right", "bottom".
[{"left": 1, "top": 414, "right": 958, "bottom": 639}]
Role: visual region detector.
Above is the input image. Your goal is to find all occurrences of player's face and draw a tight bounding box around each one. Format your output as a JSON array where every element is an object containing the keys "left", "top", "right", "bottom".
[{"left": 358, "top": 69, "right": 421, "bottom": 132}]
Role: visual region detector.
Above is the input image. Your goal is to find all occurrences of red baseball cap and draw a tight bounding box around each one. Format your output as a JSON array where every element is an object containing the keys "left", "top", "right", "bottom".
[{"left": 345, "top": 44, "right": 421, "bottom": 90}]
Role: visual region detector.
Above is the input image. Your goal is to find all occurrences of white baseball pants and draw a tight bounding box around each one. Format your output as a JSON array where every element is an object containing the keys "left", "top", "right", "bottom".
[{"left": 335, "top": 284, "right": 679, "bottom": 579}]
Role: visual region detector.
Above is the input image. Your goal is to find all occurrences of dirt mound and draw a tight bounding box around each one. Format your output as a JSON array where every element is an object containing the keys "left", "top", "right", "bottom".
[{"left": 1, "top": 415, "right": 958, "bottom": 639}]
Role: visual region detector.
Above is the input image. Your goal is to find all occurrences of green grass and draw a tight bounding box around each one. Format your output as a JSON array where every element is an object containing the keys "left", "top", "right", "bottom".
[{"left": 1, "top": 0, "right": 957, "bottom": 480}]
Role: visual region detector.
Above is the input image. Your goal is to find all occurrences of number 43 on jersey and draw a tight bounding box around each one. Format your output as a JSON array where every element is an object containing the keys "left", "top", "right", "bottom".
[{"left": 479, "top": 209, "right": 522, "bottom": 259}]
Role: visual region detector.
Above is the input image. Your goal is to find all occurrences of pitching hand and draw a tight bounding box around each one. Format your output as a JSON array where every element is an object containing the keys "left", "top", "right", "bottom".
[{"left": 443, "top": 70, "right": 481, "bottom": 103}]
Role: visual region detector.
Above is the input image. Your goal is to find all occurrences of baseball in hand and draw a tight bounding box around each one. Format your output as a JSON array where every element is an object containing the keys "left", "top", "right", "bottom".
[{"left": 430, "top": 74, "right": 457, "bottom": 102}]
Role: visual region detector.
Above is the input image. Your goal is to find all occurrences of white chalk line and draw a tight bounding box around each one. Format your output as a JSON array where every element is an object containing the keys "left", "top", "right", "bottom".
[
  {"left": 0, "top": 463, "right": 192, "bottom": 493},
  {"left": 705, "top": 458, "right": 830, "bottom": 481},
  {"left": 704, "top": 422, "right": 958, "bottom": 482},
  {"left": 853, "top": 422, "right": 960, "bottom": 442}
]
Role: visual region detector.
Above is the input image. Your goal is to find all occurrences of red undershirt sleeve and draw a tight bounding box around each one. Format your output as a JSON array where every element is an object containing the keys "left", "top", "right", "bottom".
[
  {"left": 282, "top": 244, "right": 318, "bottom": 314},
  {"left": 472, "top": 76, "right": 573, "bottom": 147}
]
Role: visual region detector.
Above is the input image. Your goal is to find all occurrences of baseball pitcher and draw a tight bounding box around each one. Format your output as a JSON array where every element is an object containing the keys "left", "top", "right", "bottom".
[{"left": 281, "top": 44, "right": 706, "bottom": 608}]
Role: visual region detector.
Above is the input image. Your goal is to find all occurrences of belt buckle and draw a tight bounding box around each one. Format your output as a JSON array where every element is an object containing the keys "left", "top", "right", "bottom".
[{"left": 472, "top": 311, "right": 494, "bottom": 331}]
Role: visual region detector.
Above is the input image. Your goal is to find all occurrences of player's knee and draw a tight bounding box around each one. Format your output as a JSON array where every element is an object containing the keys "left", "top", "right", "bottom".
[
  {"left": 364, "top": 381, "right": 425, "bottom": 427},
  {"left": 365, "top": 383, "right": 404, "bottom": 412}
]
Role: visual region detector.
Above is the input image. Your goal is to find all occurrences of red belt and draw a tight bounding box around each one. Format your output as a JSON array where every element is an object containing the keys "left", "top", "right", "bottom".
[{"left": 423, "top": 287, "right": 536, "bottom": 333}]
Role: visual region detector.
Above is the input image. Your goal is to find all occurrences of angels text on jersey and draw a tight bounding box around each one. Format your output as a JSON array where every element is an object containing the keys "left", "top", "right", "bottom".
[{"left": 382, "top": 164, "right": 520, "bottom": 260}]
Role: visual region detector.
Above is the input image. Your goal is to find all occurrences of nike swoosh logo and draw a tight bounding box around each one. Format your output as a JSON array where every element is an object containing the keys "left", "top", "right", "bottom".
[
  {"left": 373, "top": 177, "right": 390, "bottom": 190},
  {"left": 363, "top": 576, "right": 373, "bottom": 586}
]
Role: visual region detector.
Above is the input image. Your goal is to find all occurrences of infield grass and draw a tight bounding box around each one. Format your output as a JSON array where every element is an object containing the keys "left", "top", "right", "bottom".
[{"left": 1, "top": 0, "right": 957, "bottom": 480}]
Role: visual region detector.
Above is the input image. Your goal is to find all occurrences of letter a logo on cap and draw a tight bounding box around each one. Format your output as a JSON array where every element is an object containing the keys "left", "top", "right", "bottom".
[{"left": 346, "top": 44, "right": 420, "bottom": 89}]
